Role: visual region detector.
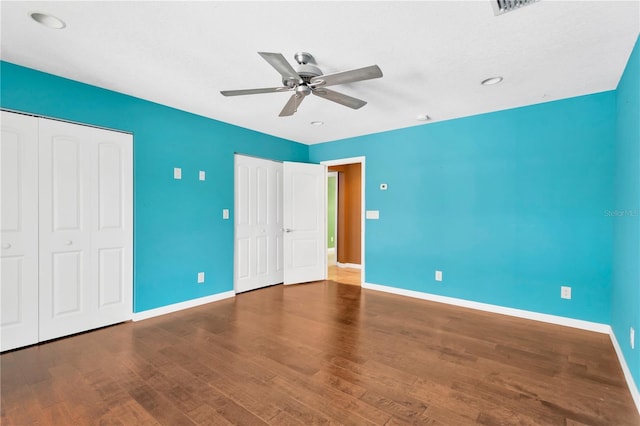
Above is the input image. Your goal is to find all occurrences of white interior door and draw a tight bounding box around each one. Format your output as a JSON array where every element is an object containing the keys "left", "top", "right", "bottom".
[
  {"left": 1, "top": 111, "right": 39, "bottom": 351},
  {"left": 235, "top": 155, "right": 283, "bottom": 293},
  {"left": 283, "top": 161, "right": 327, "bottom": 284},
  {"left": 38, "top": 118, "right": 132, "bottom": 341}
]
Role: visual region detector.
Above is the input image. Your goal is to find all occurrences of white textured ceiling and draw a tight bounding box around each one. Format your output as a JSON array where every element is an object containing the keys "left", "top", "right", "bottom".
[{"left": 1, "top": 1, "right": 638, "bottom": 144}]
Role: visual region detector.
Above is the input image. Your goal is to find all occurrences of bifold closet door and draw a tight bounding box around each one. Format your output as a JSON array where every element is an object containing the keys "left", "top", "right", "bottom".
[
  {"left": 38, "top": 118, "right": 133, "bottom": 342},
  {"left": 235, "top": 155, "right": 284, "bottom": 293},
  {"left": 1, "top": 112, "right": 39, "bottom": 351}
]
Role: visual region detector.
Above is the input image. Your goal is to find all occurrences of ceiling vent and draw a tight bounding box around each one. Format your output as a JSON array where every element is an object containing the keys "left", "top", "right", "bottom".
[{"left": 492, "top": 0, "right": 539, "bottom": 16}]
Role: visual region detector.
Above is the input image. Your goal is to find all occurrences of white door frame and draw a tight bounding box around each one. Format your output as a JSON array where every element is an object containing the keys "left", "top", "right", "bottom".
[{"left": 320, "top": 156, "right": 365, "bottom": 285}]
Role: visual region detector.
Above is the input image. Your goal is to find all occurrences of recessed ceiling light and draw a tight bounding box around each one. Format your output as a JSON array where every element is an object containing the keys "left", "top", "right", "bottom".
[
  {"left": 310, "top": 121, "right": 324, "bottom": 126},
  {"left": 30, "top": 12, "right": 66, "bottom": 29},
  {"left": 416, "top": 114, "right": 430, "bottom": 121},
  {"left": 481, "top": 76, "right": 503, "bottom": 86}
]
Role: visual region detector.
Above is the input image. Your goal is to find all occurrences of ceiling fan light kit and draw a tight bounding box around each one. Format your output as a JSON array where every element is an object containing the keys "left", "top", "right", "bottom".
[{"left": 221, "top": 52, "right": 383, "bottom": 117}]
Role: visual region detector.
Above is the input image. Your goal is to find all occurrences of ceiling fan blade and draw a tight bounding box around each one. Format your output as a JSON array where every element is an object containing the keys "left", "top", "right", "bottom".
[
  {"left": 310, "top": 65, "right": 382, "bottom": 87},
  {"left": 312, "top": 88, "right": 367, "bottom": 109},
  {"left": 279, "top": 94, "right": 304, "bottom": 117},
  {"left": 258, "top": 52, "right": 302, "bottom": 84},
  {"left": 220, "top": 87, "right": 290, "bottom": 96}
]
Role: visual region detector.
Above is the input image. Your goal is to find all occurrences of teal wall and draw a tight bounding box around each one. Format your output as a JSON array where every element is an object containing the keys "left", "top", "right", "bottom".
[
  {"left": 612, "top": 37, "right": 640, "bottom": 391},
  {"left": 310, "top": 92, "right": 616, "bottom": 325},
  {"left": 0, "top": 61, "right": 308, "bottom": 312}
]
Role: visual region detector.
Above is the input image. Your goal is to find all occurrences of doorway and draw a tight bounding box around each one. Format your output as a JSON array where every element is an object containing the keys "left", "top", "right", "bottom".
[{"left": 322, "top": 157, "right": 365, "bottom": 286}]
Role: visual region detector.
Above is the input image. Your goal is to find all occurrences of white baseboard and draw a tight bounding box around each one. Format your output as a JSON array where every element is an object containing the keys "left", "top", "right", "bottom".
[
  {"left": 610, "top": 330, "right": 640, "bottom": 414},
  {"left": 132, "top": 291, "right": 235, "bottom": 321},
  {"left": 362, "top": 282, "right": 610, "bottom": 333},
  {"left": 337, "top": 262, "right": 362, "bottom": 270}
]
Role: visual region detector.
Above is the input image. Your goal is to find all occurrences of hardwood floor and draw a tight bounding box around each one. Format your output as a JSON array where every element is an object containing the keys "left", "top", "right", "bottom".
[
  {"left": 1, "top": 281, "right": 638, "bottom": 425},
  {"left": 328, "top": 265, "right": 361, "bottom": 286}
]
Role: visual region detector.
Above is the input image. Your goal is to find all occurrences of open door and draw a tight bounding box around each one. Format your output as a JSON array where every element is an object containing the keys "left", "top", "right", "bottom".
[
  {"left": 234, "top": 155, "right": 284, "bottom": 293},
  {"left": 283, "top": 161, "right": 327, "bottom": 284}
]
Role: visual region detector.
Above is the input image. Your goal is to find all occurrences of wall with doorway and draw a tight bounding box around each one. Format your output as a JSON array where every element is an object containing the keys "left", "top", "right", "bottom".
[
  {"left": 0, "top": 61, "right": 309, "bottom": 313},
  {"left": 311, "top": 91, "right": 615, "bottom": 325},
  {"left": 329, "top": 164, "right": 362, "bottom": 265}
]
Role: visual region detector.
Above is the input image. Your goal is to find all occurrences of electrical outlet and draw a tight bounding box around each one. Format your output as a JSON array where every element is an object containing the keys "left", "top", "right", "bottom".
[
  {"left": 197, "top": 272, "right": 205, "bottom": 283},
  {"left": 631, "top": 327, "right": 635, "bottom": 350},
  {"left": 561, "top": 286, "right": 571, "bottom": 299},
  {"left": 435, "top": 270, "right": 443, "bottom": 282},
  {"left": 173, "top": 167, "right": 182, "bottom": 180}
]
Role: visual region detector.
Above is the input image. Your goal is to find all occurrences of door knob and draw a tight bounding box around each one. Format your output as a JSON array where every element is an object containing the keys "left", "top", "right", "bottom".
[
  {"left": 2, "top": 243, "right": 11, "bottom": 249},
  {"left": 283, "top": 228, "right": 293, "bottom": 233},
  {"left": 64, "top": 240, "right": 73, "bottom": 246}
]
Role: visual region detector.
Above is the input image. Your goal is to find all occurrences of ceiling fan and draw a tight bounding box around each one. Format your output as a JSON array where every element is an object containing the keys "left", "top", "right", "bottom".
[{"left": 220, "top": 52, "right": 383, "bottom": 117}]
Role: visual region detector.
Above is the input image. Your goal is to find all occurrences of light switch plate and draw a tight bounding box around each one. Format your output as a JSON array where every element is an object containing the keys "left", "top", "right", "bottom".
[
  {"left": 561, "top": 286, "right": 572, "bottom": 299},
  {"left": 197, "top": 272, "right": 205, "bottom": 283},
  {"left": 222, "top": 209, "right": 229, "bottom": 219},
  {"left": 199, "top": 171, "right": 206, "bottom": 181},
  {"left": 174, "top": 167, "right": 182, "bottom": 180},
  {"left": 366, "top": 210, "right": 380, "bottom": 219},
  {"left": 435, "top": 270, "right": 443, "bottom": 281}
]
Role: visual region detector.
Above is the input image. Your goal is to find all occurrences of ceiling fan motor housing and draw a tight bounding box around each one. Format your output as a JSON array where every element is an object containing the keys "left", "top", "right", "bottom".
[
  {"left": 282, "top": 52, "right": 323, "bottom": 86},
  {"left": 296, "top": 63, "right": 323, "bottom": 83}
]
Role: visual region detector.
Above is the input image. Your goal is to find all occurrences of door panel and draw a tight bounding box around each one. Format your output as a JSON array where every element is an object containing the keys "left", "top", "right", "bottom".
[
  {"left": 1, "top": 135, "right": 21, "bottom": 231},
  {"left": 0, "top": 111, "right": 39, "bottom": 351},
  {"left": 235, "top": 155, "right": 284, "bottom": 293},
  {"left": 52, "top": 251, "right": 83, "bottom": 316},
  {"left": 98, "top": 248, "right": 123, "bottom": 307},
  {"left": 92, "top": 134, "right": 132, "bottom": 327},
  {"left": 39, "top": 118, "right": 132, "bottom": 341},
  {"left": 1, "top": 258, "right": 25, "bottom": 325},
  {"left": 51, "top": 137, "right": 81, "bottom": 231},
  {"left": 39, "top": 121, "right": 92, "bottom": 340},
  {"left": 283, "top": 162, "right": 326, "bottom": 285},
  {"left": 98, "top": 143, "right": 123, "bottom": 229}
]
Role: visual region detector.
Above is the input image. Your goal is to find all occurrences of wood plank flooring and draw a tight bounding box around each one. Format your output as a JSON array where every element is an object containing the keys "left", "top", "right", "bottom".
[
  {"left": 2, "top": 281, "right": 638, "bottom": 425},
  {"left": 328, "top": 265, "right": 361, "bottom": 286}
]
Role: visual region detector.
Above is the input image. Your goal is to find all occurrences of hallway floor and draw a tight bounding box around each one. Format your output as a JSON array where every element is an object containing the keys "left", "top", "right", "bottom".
[{"left": 328, "top": 265, "right": 361, "bottom": 286}]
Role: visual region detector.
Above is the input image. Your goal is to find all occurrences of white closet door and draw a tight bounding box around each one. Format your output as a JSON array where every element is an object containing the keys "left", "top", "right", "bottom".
[
  {"left": 92, "top": 130, "right": 133, "bottom": 328},
  {"left": 1, "top": 111, "right": 39, "bottom": 351},
  {"left": 235, "top": 155, "right": 283, "bottom": 293},
  {"left": 38, "top": 118, "right": 132, "bottom": 341}
]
